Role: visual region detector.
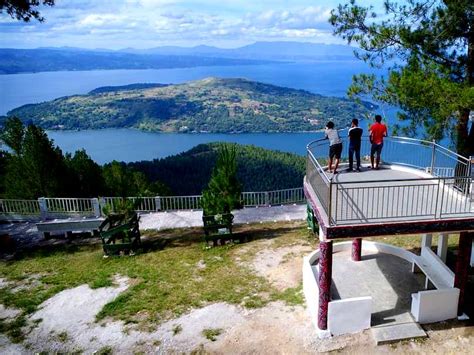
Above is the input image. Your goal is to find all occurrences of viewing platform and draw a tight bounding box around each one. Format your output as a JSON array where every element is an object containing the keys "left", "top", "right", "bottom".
[{"left": 304, "top": 136, "right": 474, "bottom": 239}]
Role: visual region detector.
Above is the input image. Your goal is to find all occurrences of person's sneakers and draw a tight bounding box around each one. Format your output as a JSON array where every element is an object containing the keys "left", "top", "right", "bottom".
[
  {"left": 356, "top": 167, "right": 361, "bottom": 172},
  {"left": 346, "top": 168, "right": 353, "bottom": 172}
]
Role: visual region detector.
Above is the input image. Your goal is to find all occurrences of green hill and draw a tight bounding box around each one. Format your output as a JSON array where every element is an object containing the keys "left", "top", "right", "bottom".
[
  {"left": 7, "top": 78, "right": 374, "bottom": 133},
  {"left": 128, "top": 143, "right": 306, "bottom": 195}
]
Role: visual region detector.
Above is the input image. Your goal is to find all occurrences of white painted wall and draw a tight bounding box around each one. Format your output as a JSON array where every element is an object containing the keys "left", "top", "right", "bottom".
[{"left": 411, "top": 288, "right": 460, "bottom": 323}]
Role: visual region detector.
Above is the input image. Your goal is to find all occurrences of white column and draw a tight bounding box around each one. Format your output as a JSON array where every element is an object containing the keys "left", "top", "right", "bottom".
[
  {"left": 38, "top": 197, "right": 48, "bottom": 220},
  {"left": 421, "top": 234, "right": 432, "bottom": 248},
  {"left": 91, "top": 198, "right": 101, "bottom": 217},
  {"left": 437, "top": 233, "right": 449, "bottom": 263},
  {"left": 154, "top": 196, "right": 162, "bottom": 211}
]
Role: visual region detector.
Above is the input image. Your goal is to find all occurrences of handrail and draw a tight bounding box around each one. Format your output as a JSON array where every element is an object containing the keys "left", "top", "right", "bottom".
[{"left": 306, "top": 135, "right": 474, "bottom": 226}]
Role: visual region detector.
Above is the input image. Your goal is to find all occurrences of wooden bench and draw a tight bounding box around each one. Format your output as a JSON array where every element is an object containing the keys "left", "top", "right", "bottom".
[
  {"left": 36, "top": 217, "right": 104, "bottom": 239},
  {"left": 411, "top": 246, "right": 459, "bottom": 323},
  {"left": 98, "top": 213, "right": 141, "bottom": 256},
  {"left": 202, "top": 213, "right": 234, "bottom": 245}
]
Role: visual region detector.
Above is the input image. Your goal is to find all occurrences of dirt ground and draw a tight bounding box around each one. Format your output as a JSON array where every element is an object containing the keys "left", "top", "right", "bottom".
[{"left": 0, "top": 234, "right": 473, "bottom": 354}]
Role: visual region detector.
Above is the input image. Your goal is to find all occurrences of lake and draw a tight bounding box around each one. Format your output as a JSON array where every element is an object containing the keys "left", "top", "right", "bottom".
[{"left": 1, "top": 61, "right": 396, "bottom": 163}]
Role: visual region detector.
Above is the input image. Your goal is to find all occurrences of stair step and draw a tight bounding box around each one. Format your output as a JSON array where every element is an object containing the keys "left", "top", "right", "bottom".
[{"left": 371, "top": 322, "right": 427, "bottom": 345}]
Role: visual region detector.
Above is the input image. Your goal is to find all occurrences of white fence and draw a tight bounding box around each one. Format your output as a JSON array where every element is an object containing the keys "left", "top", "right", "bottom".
[{"left": 0, "top": 187, "right": 305, "bottom": 221}]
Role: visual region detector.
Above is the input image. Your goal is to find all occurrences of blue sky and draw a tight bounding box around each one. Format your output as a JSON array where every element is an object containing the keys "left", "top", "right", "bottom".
[{"left": 0, "top": 0, "right": 384, "bottom": 49}]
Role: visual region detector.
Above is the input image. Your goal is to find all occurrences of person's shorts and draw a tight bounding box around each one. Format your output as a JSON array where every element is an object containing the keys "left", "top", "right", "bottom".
[
  {"left": 329, "top": 143, "right": 342, "bottom": 159},
  {"left": 371, "top": 143, "right": 383, "bottom": 156}
]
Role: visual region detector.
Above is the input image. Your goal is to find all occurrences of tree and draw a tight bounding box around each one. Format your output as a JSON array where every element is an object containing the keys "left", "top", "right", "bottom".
[
  {"left": 0, "top": 0, "right": 55, "bottom": 22},
  {"left": 64, "top": 149, "right": 105, "bottom": 198},
  {"left": 201, "top": 144, "right": 242, "bottom": 216},
  {"left": 330, "top": 0, "right": 474, "bottom": 157},
  {"left": 2, "top": 121, "right": 69, "bottom": 198}
]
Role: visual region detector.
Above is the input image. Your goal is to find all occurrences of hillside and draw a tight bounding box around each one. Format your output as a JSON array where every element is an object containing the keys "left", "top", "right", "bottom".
[
  {"left": 128, "top": 143, "right": 306, "bottom": 195},
  {"left": 7, "top": 78, "right": 374, "bottom": 133}
]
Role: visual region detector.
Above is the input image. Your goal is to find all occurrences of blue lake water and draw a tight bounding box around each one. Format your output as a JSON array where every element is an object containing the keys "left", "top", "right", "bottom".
[{"left": 1, "top": 61, "right": 401, "bottom": 163}]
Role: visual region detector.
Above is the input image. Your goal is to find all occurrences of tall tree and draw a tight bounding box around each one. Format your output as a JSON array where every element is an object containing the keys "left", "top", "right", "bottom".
[
  {"left": 330, "top": 0, "right": 474, "bottom": 157},
  {"left": 64, "top": 149, "right": 105, "bottom": 198},
  {"left": 201, "top": 144, "right": 242, "bottom": 215},
  {"left": 0, "top": 0, "right": 55, "bottom": 22}
]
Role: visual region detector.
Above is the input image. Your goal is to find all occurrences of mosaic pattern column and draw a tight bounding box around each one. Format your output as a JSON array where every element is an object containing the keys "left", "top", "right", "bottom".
[
  {"left": 454, "top": 232, "right": 473, "bottom": 316},
  {"left": 318, "top": 240, "right": 333, "bottom": 330},
  {"left": 351, "top": 238, "right": 362, "bottom": 262}
]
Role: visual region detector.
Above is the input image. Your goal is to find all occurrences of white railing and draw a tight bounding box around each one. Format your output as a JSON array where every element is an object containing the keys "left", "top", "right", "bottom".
[{"left": 0, "top": 187, "right": 305, "bottom": 221}]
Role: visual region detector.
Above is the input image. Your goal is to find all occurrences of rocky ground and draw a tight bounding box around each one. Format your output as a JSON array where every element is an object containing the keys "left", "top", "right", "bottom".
[{"left": 0, "top": 225, "right": 473, "bottom": 354}]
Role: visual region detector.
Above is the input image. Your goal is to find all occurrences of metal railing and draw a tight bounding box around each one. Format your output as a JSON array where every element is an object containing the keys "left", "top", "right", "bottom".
[
  {"left": 306, "top": 136, "right": 473, "bottom": 225},
  {"left": 0, "top": 187, "right": 305, "bottom": 221}
]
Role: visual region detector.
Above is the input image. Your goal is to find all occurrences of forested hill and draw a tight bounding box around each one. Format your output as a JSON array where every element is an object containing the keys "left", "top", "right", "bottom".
[
  {"left": 7, "top": 78, "right": 374, "bottom": 133},
  {"left": 128, "top": 143, "right": 305, "bottom": 195}
]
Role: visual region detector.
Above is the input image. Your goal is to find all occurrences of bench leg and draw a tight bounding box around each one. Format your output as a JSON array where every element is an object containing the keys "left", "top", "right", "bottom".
[{"left": 411, "top": 262, "right": 421, "bottom": 274}]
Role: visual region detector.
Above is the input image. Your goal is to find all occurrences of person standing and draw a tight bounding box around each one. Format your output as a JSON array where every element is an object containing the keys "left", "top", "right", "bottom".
[
  {"left": 347, "top": 118, "right": 363, "bottom": 172},
  {"left": 325, "top": 121, "right": 342, "bottom": 174},
  {"left": 369, "top": 114, "right": 388, "bottom": 170}
]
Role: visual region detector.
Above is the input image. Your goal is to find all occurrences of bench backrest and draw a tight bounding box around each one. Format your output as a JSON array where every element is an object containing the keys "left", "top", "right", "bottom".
[{"left": 420, "top": 247, "right": 454, "bottom": 287}]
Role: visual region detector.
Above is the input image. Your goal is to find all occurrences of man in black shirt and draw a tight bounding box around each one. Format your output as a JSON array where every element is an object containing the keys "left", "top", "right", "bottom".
[{"left": 347, "top": 118, "right": 363, "bottom": 172}]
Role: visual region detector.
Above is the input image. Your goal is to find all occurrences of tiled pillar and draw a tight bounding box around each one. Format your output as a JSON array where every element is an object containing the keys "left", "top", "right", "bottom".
[
  {"left": 437, "top": 234, "right": 449, "bottom": 262},
  {"left": 454, "top": 232, "right": 473, "bottom": 316},
  {"left": 351, "top": 238, "right": 362, "bottom": 262},
  {"left": 318, "top": 240, "right": 333, "bottom": 330}
]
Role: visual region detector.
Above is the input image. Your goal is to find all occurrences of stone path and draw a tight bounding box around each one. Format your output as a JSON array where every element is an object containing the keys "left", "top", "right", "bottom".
[{"left": 139, "top": 204, "right": 306, "bottom": 230}]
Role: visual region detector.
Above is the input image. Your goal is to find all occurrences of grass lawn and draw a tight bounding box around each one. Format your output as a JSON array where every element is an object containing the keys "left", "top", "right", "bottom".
[{"left": 0, "top": 221, "right": 468, "bottom": 343}]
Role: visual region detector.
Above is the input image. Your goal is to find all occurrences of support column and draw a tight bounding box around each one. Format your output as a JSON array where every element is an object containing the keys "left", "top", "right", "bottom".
[
  {"left": 421, "top": 234, "right": 432, "bottom": 248},
  {"left": 318, "top": 240, "right": 333, "bottom": 330},
  {"left": 437, "top": 234, "right": 449, "bottom": 263},
  {"left": 454, "top": 232, "right": 473, "bottom": 316},
  {"left": 351, "top": 238, "right": 362, "bottom": 262}
]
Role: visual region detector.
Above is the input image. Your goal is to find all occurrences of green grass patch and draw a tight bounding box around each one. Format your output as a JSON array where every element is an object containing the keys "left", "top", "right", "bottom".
[{"left": 202, "top": 328, "right": 222, "bottom": 341}]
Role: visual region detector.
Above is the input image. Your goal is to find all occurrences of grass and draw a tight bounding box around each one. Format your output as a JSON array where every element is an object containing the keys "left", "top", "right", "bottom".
[
  {"left": 202, "top": 328, "right": 222, "bottom": 341},
  {"left": 0, "top": 220, "right": 466, "bottom": 344}
]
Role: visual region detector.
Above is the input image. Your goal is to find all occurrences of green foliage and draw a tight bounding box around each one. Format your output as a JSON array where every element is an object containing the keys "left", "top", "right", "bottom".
[
  {"left": 101, "top": 198, "right": 139, "bottom": 218},
  {"left": 7, "top": 78, "right": 373, "bottom": 133},
  {"left": 129, "top": 143, "right": 305, "bottom": 195},
  {"left": 0, "top": 0, "right": 55, "bottom": 23},
  {"left": 330, "top": 0, "right": 474, "bottom": 156},
  {"left": 64, "top": 149, "right": 105, "bottom": 197},
  {"left": 0, "top": 118, "right": 170, "bottom": 199},
  {"left": 2, "top": 120, "right": 71, "bottom": 199},
  {"left": 202, "top": 328, "right": 222, "bottom": 342},
  {"left": 201, "top": 144, "right": 242, "bottom": 215}
]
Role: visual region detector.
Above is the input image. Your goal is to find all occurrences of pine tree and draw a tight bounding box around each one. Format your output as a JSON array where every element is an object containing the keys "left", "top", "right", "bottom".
[{"left": 201, "top": 144, "right": 242, "bottom": 216}]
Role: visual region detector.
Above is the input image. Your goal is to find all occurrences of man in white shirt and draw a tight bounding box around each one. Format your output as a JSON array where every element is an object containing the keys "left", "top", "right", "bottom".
[{"left": 324, "top": 121, "right": 342, "bottom": 174}]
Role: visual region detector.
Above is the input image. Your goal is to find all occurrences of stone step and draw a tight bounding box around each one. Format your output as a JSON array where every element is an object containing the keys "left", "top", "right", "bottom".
[{"left": 371, "top": 322, "right": 427, "bottom": 345}]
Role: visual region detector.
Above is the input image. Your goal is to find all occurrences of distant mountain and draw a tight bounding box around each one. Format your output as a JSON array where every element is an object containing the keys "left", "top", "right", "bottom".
[
  {"left": 120, "top": 41, "right": 359, "bottom": 61},
  {"left": 0, "top": 48, "right": 271, "bottom": 74},
  {"left": 7, "top": 77, "right": 375, "bottom": 133}
]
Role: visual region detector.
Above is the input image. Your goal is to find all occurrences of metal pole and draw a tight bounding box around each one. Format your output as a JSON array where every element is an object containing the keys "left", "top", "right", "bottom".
[
  {"left": 328, "top": 180, "right": 333, "bottom": 225},
  {"left": 430, "top": 139, "right": 436, "bottom": 174}
]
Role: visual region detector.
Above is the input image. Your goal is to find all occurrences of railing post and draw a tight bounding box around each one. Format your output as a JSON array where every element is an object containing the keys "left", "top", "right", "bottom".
[
  {"left": 469, "top": 156, "right": 474, "bottom": 200},
  {"left": 91, "top": 198, "right": 101, "bottom": 217},
  {"left": 98, "top": 197, "right": 106, "bottom": 215},
  {"left": 265, "top": 192, "right": 270, "bottom": 206},
  {"left": 328, "top": 180, "right": 333, "bottom": 225},
  {"left": 155, "top": 196, "right": 162, "bottom": 211},
  {"left": 430, "top": 139, "right": 436, "bottom": 174},
  {"left": 38, "top": 197, "right": 48, "bottom": 221}
]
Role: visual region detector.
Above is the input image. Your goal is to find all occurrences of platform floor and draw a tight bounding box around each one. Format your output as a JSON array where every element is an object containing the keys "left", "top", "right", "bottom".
[
  {"left": 322, "top": 165, "right": 473, "bottom": 225},
  {"left": 331, "top": 249, "right": 425, "bottom": 326}
]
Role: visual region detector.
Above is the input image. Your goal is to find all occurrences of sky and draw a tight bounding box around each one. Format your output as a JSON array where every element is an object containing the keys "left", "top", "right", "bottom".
[{"left": 0, "top": 0, "right": 385, "bottom": 49}]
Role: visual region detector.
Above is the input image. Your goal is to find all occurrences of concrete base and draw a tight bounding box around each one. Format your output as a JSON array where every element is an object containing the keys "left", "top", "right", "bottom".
[{"left": 371, "top": 323, "right": 427, "bottom": 345}]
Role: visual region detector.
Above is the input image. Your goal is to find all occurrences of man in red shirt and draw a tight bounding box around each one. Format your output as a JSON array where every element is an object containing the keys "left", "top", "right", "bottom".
[{"left": 369, "top": 114, "right": 387, "bottom": 169}]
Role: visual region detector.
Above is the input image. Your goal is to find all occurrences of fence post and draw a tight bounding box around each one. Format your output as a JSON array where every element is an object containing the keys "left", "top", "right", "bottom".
[
  {"left": 155, "top": 196, "right": 162, "bottom": 211},
  {"left": 98, "top": 197, "right": 106, "bottom": 215},
  {"left": 91, "top": 198, "right": 101, "bottom": 217},
  {"left": 470, "top": 156, "right": 474, "bottom": 201},
  {"left": 430, "top": 140, "right": 436, "bottom": 174},
  {"left": 38, "top": 197, "right": 48, "bottom": 220},
  {"left": 265, "top": 192, "right": 270, "bottom": 206}
]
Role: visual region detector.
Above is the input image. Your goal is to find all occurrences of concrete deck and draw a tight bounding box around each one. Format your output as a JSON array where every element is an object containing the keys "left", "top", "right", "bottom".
[
  {"left": 331, "top": 248, "right": 425, "bottom": 326},
  {"left": 329, "top": 165, "right": 473, "bottom": 225}
]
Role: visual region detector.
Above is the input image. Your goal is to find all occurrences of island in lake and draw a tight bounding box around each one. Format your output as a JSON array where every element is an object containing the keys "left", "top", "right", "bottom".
[{"left": 5, "top": 78, "right": 375, "bottom": 133}]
